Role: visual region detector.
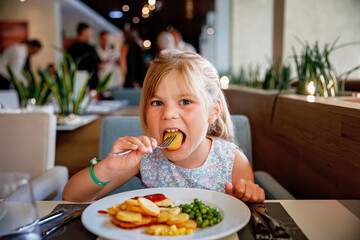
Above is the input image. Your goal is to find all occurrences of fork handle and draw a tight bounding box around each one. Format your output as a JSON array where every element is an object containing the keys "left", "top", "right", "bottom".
[{"left": 108, "top": 150, "right": 132, "bottom": 156}]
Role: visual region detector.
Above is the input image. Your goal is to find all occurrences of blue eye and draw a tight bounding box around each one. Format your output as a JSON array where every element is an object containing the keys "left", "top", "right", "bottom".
[
  {"left": 180, "top": 99, "right": 191, "bottom": 105},
  {"left": 151, "top": 101, "right": 163, "bottom": 106}
]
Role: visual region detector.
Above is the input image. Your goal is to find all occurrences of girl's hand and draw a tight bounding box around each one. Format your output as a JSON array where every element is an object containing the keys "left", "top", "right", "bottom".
[
  {"left": 105, "top": 136, "right": 157, "bottom": 172},
  {"left": 225, "top": 180, "right": 265, "bottom": 203}
]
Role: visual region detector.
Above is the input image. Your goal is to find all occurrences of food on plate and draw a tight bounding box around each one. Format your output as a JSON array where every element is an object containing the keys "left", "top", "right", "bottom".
[
  {"left": 137, "top": 197, "right": 160, "bottom": 216},
  {"left": 179, "top": 198, "right": 223, "bottom": 228},
  {"left": 147, "top": 224, "right": 194, "bottom": 236},
  {"left": 165, "top": 212, "right": 189, "bottom": 225},
  {"left": 115, "top": 210, "right": 142, "bottom": 222},
  {"left": 105, "top": 193, "right": 194, "bottom": 236},
  {"left": 164, "top": 131, "right": 183, "bottom": 150},
  {"left": 103, "top": 194, "right": 223, "bottom": 236},
  {"left": 158, "top": 207, "right": 181, "bottom": 223}
]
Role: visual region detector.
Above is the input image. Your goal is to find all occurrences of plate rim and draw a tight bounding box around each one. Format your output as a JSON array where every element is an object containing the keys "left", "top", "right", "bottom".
[{"left": 81, "top": 187, "right": 250, "bottom": 240}]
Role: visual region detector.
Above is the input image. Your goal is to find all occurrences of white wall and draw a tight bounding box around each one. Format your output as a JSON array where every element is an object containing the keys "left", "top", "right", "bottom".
[
  {"left": 231, "top": 0, "right": 273, "bottom": 76},
  {"left": 284, "top": 0, "right": 360, "bottom": 78},
  {"left": 0, "top": 0, "right": 61, "bottom": 72}
]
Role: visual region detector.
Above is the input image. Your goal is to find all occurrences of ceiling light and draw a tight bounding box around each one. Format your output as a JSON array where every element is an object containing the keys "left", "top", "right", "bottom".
[
  {"left": 148, "top": 0, "right": 156, "bottom": 6},
  {"left": 142, "top": 6, "right": 150, "bottom": 15},
  {"left": 220, "top": 76, "right": 230, "bottom": 89},
  {"left": 122, "top": 5, "right": 130, "bottom": 12},
  {"left": 143, "top": 40, "right": 151, "bottom": 50},
  {"left": 149, "top": 4, "right": 155, "bottom": 11},
  {"left": 207, "top": 27, "right": 214, "bottom": 35},
  {"left": 133, "top": 17, "right": 140, "bottom": 24},
  {"left": 142, "top": 13, "right": 149, "bottom": 18},
  {"left": 109, "top": 10, "right": 123, "bottom": 18}
]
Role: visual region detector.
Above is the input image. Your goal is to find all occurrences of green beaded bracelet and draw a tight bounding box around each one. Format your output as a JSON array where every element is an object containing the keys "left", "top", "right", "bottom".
[{"left": 89, "top": 158, "right": 112, "bottom": 186}]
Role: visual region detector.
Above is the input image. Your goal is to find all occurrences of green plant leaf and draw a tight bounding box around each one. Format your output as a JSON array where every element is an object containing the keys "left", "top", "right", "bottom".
[
  {"left": 96, "top": 72, "right": 112, "bottom": 93},
  {"left": 73, "top": 73, "right": 92, "bottom": 114},
  {"left": 7, "top": 65, "right": 26, "bottom": 106}
]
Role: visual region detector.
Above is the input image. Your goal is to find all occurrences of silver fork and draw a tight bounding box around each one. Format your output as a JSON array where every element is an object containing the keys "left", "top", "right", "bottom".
[{"left": 108, "top": 135, "right": 177, "bottom": 156}]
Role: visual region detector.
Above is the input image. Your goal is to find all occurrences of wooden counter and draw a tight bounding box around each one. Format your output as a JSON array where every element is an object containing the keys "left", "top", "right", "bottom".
[
  {"left": 55, "top": 106, "right": 139, "bottom": 177},
  {"left": 224, "top": 85, "right": 360, "bottom": 199}
]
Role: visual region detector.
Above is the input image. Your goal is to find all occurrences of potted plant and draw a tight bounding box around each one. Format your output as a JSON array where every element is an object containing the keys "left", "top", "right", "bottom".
[
  {"left": 38, "top": 50, "right": 112, "bottom": 116},
  {"left": 7, "top": 66, "right": 52, "bottom": 107},
  {"left": 292, "top": 37, "right": 360, "bottom": 97}
]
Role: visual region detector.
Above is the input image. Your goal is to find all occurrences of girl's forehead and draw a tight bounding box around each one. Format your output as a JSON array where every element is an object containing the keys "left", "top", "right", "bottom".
[{"left": 154, "top": 73, "right": 197, "bottom": 97}]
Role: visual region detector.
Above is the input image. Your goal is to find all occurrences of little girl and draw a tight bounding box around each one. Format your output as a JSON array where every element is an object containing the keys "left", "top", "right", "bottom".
[{"left": 63, "top": 50, "right": 265, "bottom": 203}]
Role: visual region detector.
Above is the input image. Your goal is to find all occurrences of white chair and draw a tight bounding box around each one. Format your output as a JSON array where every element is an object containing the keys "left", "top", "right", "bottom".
[
  {"left": 0, "top": 113, "right": 68, "bottom": 200},
  {"left": 0, "top": 89, "right": 19, "bottom": 108}
]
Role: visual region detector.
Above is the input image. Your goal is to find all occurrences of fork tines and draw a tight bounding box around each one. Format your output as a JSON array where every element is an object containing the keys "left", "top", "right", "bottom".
[{"left": 159, "top": 135, "right": 176, "bottom": 148}]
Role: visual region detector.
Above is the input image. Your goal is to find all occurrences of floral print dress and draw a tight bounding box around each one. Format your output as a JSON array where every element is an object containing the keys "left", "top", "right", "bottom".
[{"left": 140, "top": 139, "right": 238, "bottom": 193}]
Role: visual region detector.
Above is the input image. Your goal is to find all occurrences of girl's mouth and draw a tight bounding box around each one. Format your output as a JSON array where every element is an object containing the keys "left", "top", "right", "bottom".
[{"left": 163, "top": 129, "right": 186, "bottom": 150}]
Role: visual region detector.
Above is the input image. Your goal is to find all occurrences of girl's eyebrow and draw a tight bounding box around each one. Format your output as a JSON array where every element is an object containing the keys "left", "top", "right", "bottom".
[{"left": 151, "top": 93, "right": 194, "bottom": 99}]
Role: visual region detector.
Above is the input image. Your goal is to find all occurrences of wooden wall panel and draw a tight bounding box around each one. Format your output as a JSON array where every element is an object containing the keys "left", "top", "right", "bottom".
[{"left": 224, "top": 86, "right": 360, "bottom": 199}]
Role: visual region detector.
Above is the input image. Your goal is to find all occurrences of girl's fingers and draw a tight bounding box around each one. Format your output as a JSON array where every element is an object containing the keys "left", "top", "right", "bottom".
[
  {"left": 225, "top": 183, "right": 234, "bottom": 196},
  {"left": 240, "top": 180, "right": 254, "bottom": 202},
  {"left": 137, "top": 136, "right": 155, "bottom": 152},
  {"left": 233, "top": 179, "right": 246, "bottom": 199},
  {"left": 112, "top": 136, "right": 153, "bottom": 154},
  {"left": 247, "top": 184, "right": 261, "bottom": 203},
  {"left": 150, "top": 137, "right": 158, "bottom": 149},
  {"left": 259, "top": 187, "right": 265, "bottom": 203}
]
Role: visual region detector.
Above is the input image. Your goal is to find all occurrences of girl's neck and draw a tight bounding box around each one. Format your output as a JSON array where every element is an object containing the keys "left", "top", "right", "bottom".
[{"left": 169, "top": 137, "right": 213, "bottom": 169}]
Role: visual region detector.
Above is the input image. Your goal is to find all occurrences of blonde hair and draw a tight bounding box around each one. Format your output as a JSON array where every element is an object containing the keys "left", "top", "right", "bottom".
[{"left": 140, "top": 49, "right": 234, "bottom": 142}]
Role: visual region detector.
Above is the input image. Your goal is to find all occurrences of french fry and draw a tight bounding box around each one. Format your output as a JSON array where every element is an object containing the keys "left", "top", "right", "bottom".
[
  {"left": 158, "top": 207, "right": 181, "bottom": 223},
  {"left": 116, "top": 210, "right": 142, "bottom": 222},
  {"left": 138, "top": 197, "right": 160, "bottom": 217},
  {"left": 166, "top": 213, "right": 189, "bottom": 225}
]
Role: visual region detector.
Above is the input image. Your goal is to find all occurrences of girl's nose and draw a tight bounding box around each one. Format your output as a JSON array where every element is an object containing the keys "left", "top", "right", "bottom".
[{"left": 162, "top": 104, "right": 179, "bottom": 120}]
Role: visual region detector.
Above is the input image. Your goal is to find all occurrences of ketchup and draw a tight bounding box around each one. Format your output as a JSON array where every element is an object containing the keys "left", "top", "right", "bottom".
[
  {"left": 97, "top": 210, "right": 108, "bottom": 214},
  {"left": 132, "top": 193, "right": 167, "bottom": 202}
]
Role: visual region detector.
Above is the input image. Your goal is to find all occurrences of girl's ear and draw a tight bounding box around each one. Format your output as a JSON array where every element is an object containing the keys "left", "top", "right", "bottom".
[{"left": 208, "top": 99, "right": 222, "bottom": 124}]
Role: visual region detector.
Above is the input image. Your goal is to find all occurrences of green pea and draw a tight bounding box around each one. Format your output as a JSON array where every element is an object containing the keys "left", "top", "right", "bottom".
[
  {"left": 200, "top": 208, "right": 207, "bottom": 214},
  {"left": 201, "top": 222, "right": 208, "bottom": 228}
]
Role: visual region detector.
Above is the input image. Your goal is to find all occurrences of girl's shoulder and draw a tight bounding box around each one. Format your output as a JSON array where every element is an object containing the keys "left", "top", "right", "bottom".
[{"left": 211, "top": 138, "right": 239, "bottom": 150}]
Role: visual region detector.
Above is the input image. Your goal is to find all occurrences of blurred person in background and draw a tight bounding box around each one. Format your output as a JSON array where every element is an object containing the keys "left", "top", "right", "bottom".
[
  {"left": 170, "top": 28, "right": 196, "bottom": 53},
  {"left": 67, "top": 22, "right": 102, "bottom": 89},
  {"left": 0, "top": 39, "right": 42, "bottom": 89},
  {"left": 96, "top": 30, "right": 122, "bottom": 89},
  {"left": 120, "top": 29, "right": 147, "bottom": 88},
  {"left": 156, "top": 31, "right": 176, "bottom": 52}
]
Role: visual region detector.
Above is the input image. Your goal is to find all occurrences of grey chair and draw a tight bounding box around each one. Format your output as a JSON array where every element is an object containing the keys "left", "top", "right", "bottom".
[
  {"left": 112, "top": 88, "right": 142, "bottom": 106},
  {"left": 99, "top": 115, "right": 294, "bottom": 199}
]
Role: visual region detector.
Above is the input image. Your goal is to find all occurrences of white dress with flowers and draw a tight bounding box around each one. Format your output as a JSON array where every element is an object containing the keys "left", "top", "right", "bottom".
[{"left": 140, "top": 139, "right": 237, "bottom": 192}]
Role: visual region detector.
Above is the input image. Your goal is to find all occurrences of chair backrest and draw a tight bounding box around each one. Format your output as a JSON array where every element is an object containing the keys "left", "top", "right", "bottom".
[
  {"left": 99, "top": 115, "right": 253, "bottom": 193},
  {"left": 231, "top": 115, "right": 253, "bottom": 167},
  {"left": 0, "top": 90, "right": 19, "bottom": 108},
  {"left": 112, "top": 88, "right": 142, "bottom": 106},
  {"left": 100, "top": 115, "right": 252, "bottom": 165},
  {"left": 99, "top": 116, "right": 143, "bottom": 159},
  {"left": 0, "top": 113, "right": 57, "bottom": 179}
]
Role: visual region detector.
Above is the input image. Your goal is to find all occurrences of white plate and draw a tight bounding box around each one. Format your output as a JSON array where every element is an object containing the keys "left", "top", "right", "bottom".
[{"left": 82, "top": 188, "right": 250, "bottom": 240}]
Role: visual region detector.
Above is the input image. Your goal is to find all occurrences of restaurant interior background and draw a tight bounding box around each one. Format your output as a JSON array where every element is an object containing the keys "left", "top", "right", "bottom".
[{"left": 0, "top": 0, "right": 359, "bottom": 200}]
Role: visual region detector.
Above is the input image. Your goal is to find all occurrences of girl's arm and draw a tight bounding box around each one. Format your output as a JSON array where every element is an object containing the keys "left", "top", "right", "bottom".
[
  {"left": 62, "top": 136, "right": 157, "bottom": 202},
  {"left": 225, "top": 149, "right": 265, "bottom": 203}
]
